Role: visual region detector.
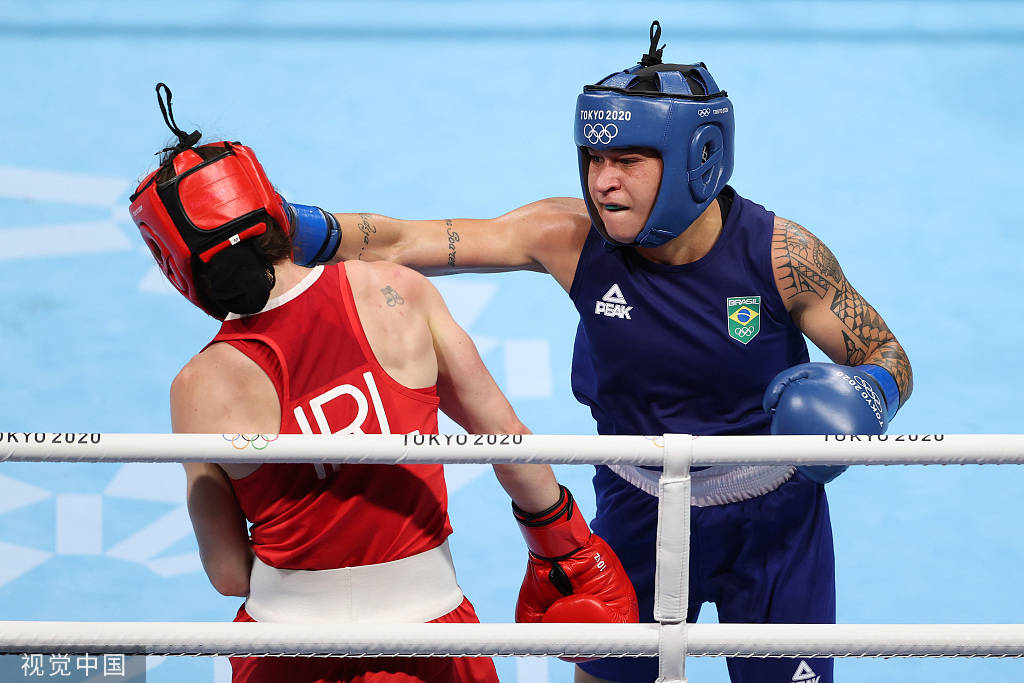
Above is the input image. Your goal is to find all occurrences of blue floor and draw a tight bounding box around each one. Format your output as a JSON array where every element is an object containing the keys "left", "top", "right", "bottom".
[{"left": 1, "top": 1, "right": 1023, "bottom": 681}]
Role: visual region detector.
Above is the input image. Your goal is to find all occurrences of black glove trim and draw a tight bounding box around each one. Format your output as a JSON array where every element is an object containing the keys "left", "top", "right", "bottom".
[{"left": 513, "top": 485, "right": 574, "bottom": 527}]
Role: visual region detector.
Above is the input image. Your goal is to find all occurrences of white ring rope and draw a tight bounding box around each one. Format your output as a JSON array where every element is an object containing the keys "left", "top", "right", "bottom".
[
  {"left": 2, "top": 433, "right": 1023, "bottom": 466},
  {"left": 4, "top": 431, "right": 1024, "bottom": 673},
  {"left": 1, "top": 622, "right": 1023, "bottom": 658}
]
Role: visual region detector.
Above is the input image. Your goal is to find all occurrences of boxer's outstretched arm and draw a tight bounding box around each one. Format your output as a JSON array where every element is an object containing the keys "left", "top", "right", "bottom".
[
  {"left": 771, "top": 217, "right": 913, "bottom": 409},
  {"left": 328, "top": 198, "right": 591, "bottom": 291}
]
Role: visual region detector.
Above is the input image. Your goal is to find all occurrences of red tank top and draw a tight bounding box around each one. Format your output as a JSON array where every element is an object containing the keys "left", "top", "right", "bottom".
[{"left": 209, "top": 264, "right": 450, "bottom": 570}]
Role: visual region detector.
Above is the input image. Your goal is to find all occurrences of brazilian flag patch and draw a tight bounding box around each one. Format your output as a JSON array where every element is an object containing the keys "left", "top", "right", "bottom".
[{"left": 727, "top": 295, "right": 761, "bottom": 344}]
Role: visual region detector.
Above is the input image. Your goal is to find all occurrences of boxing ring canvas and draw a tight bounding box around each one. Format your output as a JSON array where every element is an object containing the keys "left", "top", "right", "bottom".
[{"left": 1, "top": 1, "right": 1023, "bottom": 681}]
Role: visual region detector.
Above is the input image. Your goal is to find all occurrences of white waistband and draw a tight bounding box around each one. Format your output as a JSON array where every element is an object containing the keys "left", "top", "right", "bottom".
[
  {"left": 244, "top": 540, "right": 464, "bottom": 623},
  {"left": 607, "top": 464, "right": 796, "bottom": 506}
]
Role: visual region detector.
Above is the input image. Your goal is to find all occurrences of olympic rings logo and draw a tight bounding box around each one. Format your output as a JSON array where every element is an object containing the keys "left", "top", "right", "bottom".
[
  {"left": 697, "top": 108, "right": 711, "bottom": 118},
  {"left": 583, "top": 123, "right": 619, "bottom": 145},
  {"left": 222, "top": 434, "right": 279, "bottom": 450},
  {"left": 732, "top": 326, "right": 757, "bottom": 337},
  {"left": 644, "top": 435, "right": 665, "bottom": 449}
]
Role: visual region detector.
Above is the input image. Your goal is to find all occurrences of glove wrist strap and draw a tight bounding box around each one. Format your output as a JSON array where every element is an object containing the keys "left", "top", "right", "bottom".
[
  {"left": 286, "top": 201, "right": 342, "bottom": 267},
  {"left": 856, "top": 364, "right": 900, "bottom": 420},
  {"left": 514, "top": 485, "right": 592, "bottom": 560}
]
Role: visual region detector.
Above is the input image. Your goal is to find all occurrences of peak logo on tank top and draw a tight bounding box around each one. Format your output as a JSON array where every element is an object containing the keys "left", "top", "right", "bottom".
[
  {"left": 594, "top": 283, "right": 633, "bottom": 320},
  {"left": 791, "top": 660, "right": 820, "bottom": 683},
  {"left": 726, "top": 295, "right": 761, "bottom": 344}
]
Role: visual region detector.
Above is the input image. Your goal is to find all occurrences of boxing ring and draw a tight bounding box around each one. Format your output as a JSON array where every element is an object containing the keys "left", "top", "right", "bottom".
[{"left": 2, "top": 433, "right": 1023, "bottom": 682}]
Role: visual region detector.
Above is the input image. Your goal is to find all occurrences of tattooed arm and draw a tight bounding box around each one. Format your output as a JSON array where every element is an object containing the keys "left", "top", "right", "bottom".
[
  {"left": 771, "top": 217, "right": 913, "bottom": 408},
  {"left": 326, "top": 199, "right": 591, "bottom": 292}
]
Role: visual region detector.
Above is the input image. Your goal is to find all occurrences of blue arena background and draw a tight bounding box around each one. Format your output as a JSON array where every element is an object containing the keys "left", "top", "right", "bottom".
[{"left": 1, "top": 1, "right": 1023, "bottom": 680}]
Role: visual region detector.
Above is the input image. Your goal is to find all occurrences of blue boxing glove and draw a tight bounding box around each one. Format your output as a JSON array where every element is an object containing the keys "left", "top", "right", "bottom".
[
  {"left": 762, "top": 362, "right": 899, "bottom": 484},
  {"left": 282, "top": 199, "right": 342, "bottom": 267}
]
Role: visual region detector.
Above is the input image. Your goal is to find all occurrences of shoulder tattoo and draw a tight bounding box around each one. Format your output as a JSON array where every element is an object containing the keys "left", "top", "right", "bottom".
[
  {"left": 773, "top": 220, "right": 838, "bottom": 299},
  {"left": 381, "top": 285, "right": 405, "bottom": 307}
]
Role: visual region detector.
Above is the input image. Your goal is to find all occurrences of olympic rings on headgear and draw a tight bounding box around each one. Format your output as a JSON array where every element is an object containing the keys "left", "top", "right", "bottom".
[
  {"left": 583, "top": 123, "right": 619, "bottom": 145},
  {"left": 222, "top": 434, "right": 280, "bottom": 450}
]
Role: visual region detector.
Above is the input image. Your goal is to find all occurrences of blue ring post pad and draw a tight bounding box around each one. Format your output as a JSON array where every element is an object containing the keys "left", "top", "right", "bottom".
[{"left": 856, "top": 364, "right": 900, "bottom": 420}]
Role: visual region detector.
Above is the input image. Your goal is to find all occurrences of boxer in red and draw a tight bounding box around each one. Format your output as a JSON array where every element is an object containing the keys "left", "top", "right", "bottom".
[{"left": 128, "top": 84, "right": 637, "bottom": 683}]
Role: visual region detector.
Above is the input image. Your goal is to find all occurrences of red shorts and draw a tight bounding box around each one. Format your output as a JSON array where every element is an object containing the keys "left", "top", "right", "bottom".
[{"left": 229, "top": 597, "right": 498, "bottom": 683}]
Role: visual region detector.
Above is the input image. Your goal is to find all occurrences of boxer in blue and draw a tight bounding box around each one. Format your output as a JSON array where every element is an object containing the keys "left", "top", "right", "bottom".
[{"left": 291, "top": 21, "right": 912, "bottom": 683}]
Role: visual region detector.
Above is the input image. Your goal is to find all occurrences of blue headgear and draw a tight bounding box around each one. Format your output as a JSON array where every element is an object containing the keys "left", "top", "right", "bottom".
[{"left": 574, "top": 21, "right": 735, "bottom": 247}]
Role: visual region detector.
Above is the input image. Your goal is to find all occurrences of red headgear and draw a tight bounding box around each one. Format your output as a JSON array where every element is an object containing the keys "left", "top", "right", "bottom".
[{"left": 128, "top": 85, "right": 290, "bottom": 318}]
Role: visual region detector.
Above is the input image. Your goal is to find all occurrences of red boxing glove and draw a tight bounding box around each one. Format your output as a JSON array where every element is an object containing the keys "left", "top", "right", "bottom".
[{"left": 514, "top": 485, "right": 638, "bottom": 627}]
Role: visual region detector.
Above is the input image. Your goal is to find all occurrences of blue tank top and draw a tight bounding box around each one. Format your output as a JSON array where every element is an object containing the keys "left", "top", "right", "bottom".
[{"left": 569, "top": 188, "right": 809, "bottom": 437}]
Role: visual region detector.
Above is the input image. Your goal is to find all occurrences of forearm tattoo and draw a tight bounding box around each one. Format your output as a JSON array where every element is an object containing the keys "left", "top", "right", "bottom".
[
  {"left": 381, "top": 285, "right": 405, "bottom": 307},
  {"left": 774, "top": 220, "right": 913, "bottom": 405},
  {"left": 357, "top": 214, "right": 376, "bottom": 261},
  {"left": 870, "top": 339, "right": 914, "bottom": 402},
  {"left": 448, "top": 222, "right": 464, "bottom": 270}
]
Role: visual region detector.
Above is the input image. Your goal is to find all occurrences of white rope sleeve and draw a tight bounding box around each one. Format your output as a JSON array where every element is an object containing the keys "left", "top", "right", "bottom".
[
  {"left": 0, "top": 433, "right": 666, "bottom": 465},
  {"left": 2, "top": 622, "right": 1024, "bottom": 658},
  {"left": 686, "top": 623, "right": 1024, "bottom": 658},
  {"left": 691, "top": 434, "right": 1024, "bottom": 466},
  {"left": 0, "top": 622, "right": 656, "bottom": 658},
  {"left": 654, "top": 434, "right": 692, "bottom": 682},
  {"left": 2, "top": 433, "right": 1023, "bottom": 466}
]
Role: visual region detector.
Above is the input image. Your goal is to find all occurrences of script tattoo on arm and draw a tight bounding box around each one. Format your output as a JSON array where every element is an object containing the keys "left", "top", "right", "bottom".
[
  {"left": 445, "top": 220, "right": 459, "bottom": 268},
  {"left": 380, "top": 285, "right": 405, "bottom": 307},
  {"left": 773, "top": 220, "right": 913, "bottom": 405},
  {"left": 357, "top": 214, "right": 376, "bottom": 261}
]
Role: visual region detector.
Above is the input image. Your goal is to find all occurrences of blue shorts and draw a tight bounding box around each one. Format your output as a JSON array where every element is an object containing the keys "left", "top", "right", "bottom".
[{"left": 578, "top": 467, "right": 835, "bottom": 683}]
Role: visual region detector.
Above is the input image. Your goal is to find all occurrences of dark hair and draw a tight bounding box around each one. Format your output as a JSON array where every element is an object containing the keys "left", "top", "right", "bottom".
[{"left": 156, "top": 140, "right": 291, "bottom": 317}]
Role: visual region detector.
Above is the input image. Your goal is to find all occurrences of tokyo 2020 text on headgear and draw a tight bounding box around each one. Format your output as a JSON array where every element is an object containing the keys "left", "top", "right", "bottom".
[
  {"left": 574, "top": 21, "right": 735, "bottom": 248},
  {"left": 128, "top": 83, "right": 291, "bottom": 318}
]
